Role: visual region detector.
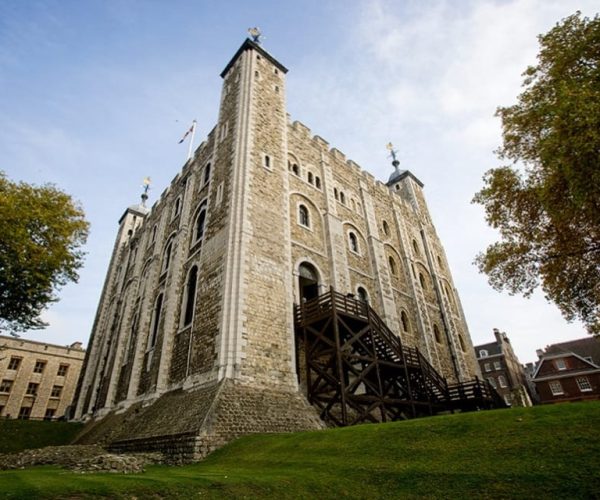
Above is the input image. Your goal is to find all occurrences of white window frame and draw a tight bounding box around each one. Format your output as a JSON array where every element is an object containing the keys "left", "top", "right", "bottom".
[
  {"left": 549, "top": 380, "right": 564, "bottom": 396},
  {"left": 479, "top": 349, "right": 488, "bottom": 358},
  {"left": 555, "top": 358, "right": 567, "bottom": 371},
  {"left": 498, "top": 375, "right": 508, "bottom": 388},
  {"left": 494, "top": 361, "right": 502, "bottom": 370},
  {"left": 576, "top": 377, "right": 592, "bottom": 392},
  {"left": 484, "top": 362, "right": 491, "bottom": 372}
]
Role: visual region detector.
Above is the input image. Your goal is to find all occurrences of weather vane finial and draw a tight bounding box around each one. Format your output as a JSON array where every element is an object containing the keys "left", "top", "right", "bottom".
[
  {"left": 248, "top": 27, "right": 263, "bottom": 44},
  {"left": 141, "top": 177, "right": 151, "bottom": 207},
  {"left": 386, "top": 142, "right": 400, "bottom": 170}
]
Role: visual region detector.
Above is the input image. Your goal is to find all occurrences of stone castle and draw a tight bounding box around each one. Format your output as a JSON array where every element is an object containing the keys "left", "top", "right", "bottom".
[{"left": 72, "top": 38, "right": 481, "bottom": 460}]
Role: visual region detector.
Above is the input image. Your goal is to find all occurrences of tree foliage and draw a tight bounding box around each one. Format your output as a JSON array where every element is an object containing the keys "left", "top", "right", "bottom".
[
  {"left": 0, "top": 172, "right": 89, "bottom": 333},
  {"left": 473, "top": 12, "right": 600, "bottom": 335}
]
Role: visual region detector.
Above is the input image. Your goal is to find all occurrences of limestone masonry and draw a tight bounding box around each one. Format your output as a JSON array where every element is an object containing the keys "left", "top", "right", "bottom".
[
  {"left": 73, "top": 39, "right": 480, "bottom": 460},
  {"left": 0, "top": 336, "right": 84, "bottom": 420}
]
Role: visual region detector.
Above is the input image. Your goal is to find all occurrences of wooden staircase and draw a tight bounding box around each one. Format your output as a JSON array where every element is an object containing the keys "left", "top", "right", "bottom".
[{"left": 294, "top": 289, "right": 505, "bottom": 426}]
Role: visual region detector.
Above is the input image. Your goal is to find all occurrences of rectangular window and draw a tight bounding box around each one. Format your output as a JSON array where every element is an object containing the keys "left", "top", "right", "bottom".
[
  {"left": 484, "top": 362, "right": 491, "bottom": 372},
  {"left": 44, "top": 409, "right": 56, "bottom": 421},
  {"left": 498, "top": 375, "right": 508, "bottom": 388},
  {"left": 57, "top": 364, "right": 69, "bottom": 377},
  {"left": 0, "top": 379, "right": 13, "bottom": 393},
  {"left": 487, "top": 377, "right": 497, "bottom": 389},
  {"left": 493, "top": 361, "right": 502, "bottom": 370},
  {"left": 504, "top": 394, "right": 512, "bottom": 406},
  {"left": 26, "top": 382, "right": 39, "bottom": 396},
  {"left": 33, "top": 361, "right": 46, "bottom": 373},
  {"left": 576, "top": 377, "right": 592, "bottom": 392},
  {"left": 7, "top": 357, "right": 21, "bottom": 370},
  {"left": 549, "top": 380, "right": 564, "bottom": 396},
  {"left": 18, "top": 407, "right": 31, "bottom": 420},
  {"left": 50, "top": 385, "right": 63, "bottom": 398},
  {"left": 555, "top": 358, "right": 567, "bottom": 371}
]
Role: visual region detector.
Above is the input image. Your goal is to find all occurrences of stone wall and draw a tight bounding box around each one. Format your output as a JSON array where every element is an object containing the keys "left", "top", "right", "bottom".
[{"left": 77, "top": 379, "right": 323, "bottom": 462}]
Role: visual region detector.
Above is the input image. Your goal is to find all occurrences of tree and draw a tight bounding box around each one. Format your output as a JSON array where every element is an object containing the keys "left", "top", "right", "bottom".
[
  {"left": 0, "top": 172, "right": 89, "bottom": 334},
  {"left": 473, "top": 12, "right": 600, "bottom": 335}
]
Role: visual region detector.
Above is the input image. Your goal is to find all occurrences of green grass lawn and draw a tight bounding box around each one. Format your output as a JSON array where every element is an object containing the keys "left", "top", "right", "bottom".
[
  {"left": 0, "top": 402, "right": 599, "bottom": 499},
  {"left": 0, "top": 419, "right": 83, "bottom": 454}
]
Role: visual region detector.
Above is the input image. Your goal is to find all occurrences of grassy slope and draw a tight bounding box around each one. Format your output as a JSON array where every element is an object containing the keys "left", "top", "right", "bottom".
[
  {"left": 0, "top": 402, "right": 599, "bottom": 499},
  {"left": 0, "top": 420, "right": 84, "bottom": 454}
]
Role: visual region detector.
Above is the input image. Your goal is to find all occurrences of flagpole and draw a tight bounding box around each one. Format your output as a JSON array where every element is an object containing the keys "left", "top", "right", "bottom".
[{"left": 187, "top": 120, "right": 197, "bottom": 161}]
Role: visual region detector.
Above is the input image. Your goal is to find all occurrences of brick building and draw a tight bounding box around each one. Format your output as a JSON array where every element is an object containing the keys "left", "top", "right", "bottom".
[
  {"left": 0, "top": 336, "right": 85, "bottom": 420},
  {"left": 531, "top": 337, "right": 600, "bottom": 404},
  {"left": 474, "top": 329, "right": 531, "bottom": 407},
  {"left": 73, "top": 38, "right": 481, "bottom": 459}
]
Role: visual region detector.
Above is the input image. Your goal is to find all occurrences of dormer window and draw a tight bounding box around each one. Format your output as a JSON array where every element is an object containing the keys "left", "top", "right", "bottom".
[
  {"left": 479, "top": 349, "right": 488, "bottom": 358},
  {"left": 555, "top": 358, "right": 567, "bottom": 371}
]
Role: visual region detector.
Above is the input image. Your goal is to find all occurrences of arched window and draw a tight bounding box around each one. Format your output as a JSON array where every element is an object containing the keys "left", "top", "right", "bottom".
[
  {"left": 498, "top": 375, "right": 508, "bottom": 388},
  {"left": 357, "top": 287, "right": 369, "bottom": 303},
  {"left": 299, "top": 204, "right": 310, "bottom": 227},
  {"left": 389, "top": 256, "right": 397, "bottom": 276},
  {"left": 150, "top": 293, "right": 163, "bottom": 348},
  {"left": 340, "top": 192, "right": 345, "bottom": 204},
  {"left": 162, "top": 238, "right": 174, "bottom": 273},
  {"left": 419, "top": 272, "right": 426, "bottom": 290},
  {"left": 348, "top": 232, "right": 359, "bottom": 253},
  {"left": 203, "top": 163, "right": 211, "bottom": 185},
  {"left": 194, "top": 202, "right": 208, "bottom": 243},
  {"left": 173, "top": 197, "right": 181, "bottom": 218},
  {"left": 334, "top": 188, "right": 339, "bottom": 200},
  {"left": 382, "top": 220, "right": 390, "bottom": 236},
  {"left": 182, "top": 266, "right": 198, "bottom": 327},
  {"left": 434, "top": 324, "right": 442, "bottom": 344},
  {"left": 412, "top": 239, "right": 420, "bottom": 256},
  {"left": 264, "top": 155, "right": 271, "bottom": 168},
  {"left": 292, "top": 163, "right": 299, "bottom": 176},
  {"left": 479, "top": 349, "right": 489, "bottom": 358},
  {"left": 315, "top": 176, "right": 321, "bottom": 189},
  {"left": 151, "top": 224, "right": 157, "bottom": 243},
  {"left": 308, "top": 172, "right": 314, "bottom": 184},
  {"left": 401, "top": 311, "right": 409, "bottom": 333},
  {"left": 437, "top": 255, "right": 443, "bottom": 268}
]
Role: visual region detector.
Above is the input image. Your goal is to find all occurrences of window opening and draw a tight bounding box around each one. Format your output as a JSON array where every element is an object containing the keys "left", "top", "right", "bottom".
[
  {"left": 299, "top": 205, "right": 310, "bottom": 227},
  {"left": 349, "top": 232, "right": 359, "bottom": 253},
  {"left": 150, "top": 294, "right": 164, "bottom": 348},
  {"left": 401, "top": 311, "right": 409, "bottom": 333},
  {"left": 182, "top": 266, "right": 198, "bottom": 327},
  {"left": 434, "top": 325, "right": 442, "bottom": 343},
  {"left": 382, "top": 220, "right": 390, "bottom": 236}
]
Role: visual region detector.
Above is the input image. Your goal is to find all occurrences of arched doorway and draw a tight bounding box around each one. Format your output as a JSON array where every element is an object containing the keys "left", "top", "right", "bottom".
[{"left": 298, "top": 262, "right": 320, "bottom": 302}]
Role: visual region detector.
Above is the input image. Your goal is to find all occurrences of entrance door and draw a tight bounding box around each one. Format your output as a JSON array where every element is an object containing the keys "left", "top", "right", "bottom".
[{"left": 298, "top": 263, "right": 319, "bottom": 302}]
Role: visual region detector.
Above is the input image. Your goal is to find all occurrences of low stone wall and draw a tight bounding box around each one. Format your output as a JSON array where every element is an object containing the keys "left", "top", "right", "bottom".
[
  {"left": 109, "top": 432, "right": 199, "bottom": 464},
  {"left": 75, "top": 379, "right": 323, "bottom": 462}
]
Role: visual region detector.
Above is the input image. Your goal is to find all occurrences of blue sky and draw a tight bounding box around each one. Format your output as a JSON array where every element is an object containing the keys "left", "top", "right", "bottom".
[{"left": 1, "top": 0, "right": 597, "bottom": 362}]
